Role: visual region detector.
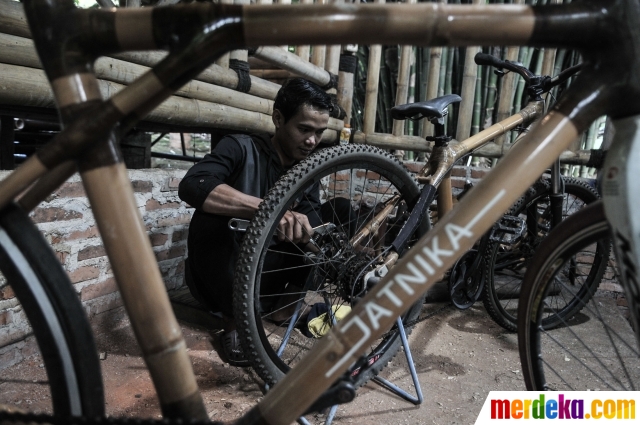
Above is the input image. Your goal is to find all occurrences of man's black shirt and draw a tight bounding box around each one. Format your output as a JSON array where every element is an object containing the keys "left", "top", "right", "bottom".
[{"left": 179, "top": 133, "right": 320, "bottom": 316}]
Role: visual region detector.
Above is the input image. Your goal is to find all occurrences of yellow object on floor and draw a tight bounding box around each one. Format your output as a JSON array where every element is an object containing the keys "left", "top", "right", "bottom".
[{"left": 307, "top": 305, "right": 352, "bottom": 338}]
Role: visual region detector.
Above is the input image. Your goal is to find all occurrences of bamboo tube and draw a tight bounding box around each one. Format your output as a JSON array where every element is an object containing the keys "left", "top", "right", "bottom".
[
  {"left": 421, "top": 45, "right": 443, "bottom": 138},
  {"left": 514, "top": 46, "right": 531, "bottom": 111},
  {"left": 0, "top": 62, "right": 343, "bottom": 137},
  {"left": 392, "top": 43, "right": 414, "bottom": 137},
  {"left": 0, "top": 0, "right": 279, "bottom": 99},
  {"left": 250, "top": 69, "right": 294, "bottom": 80},
  {"left": 113, "top": 51, "right": 280, "bottom": 100},
  {"left": 352, "top": 130, "right": 596, "bottom": 165},
  {"left": 482, "top": 46, "right": 500, "bottom": 129},
  {"left": 362, "top": 0, "right": 385, "bottom": 135},
  {"left": 494, "top": 45, "right": 520, "bottom": 145},
  {"left": 392, "top": 0, "right": 417, "bottom": 139},
  {"left": 455, "top": 0, "right": 482, "bottom": 141},
  {"left": 215, "top": 0, "right": 234, "bottom": 68},
  {"left": 337, "top": 54, "right": 356, "bottom": 124},
  {"left": 0, "top": 0, "right": 29, "bottom": 39},
  {"left": 323, "top": 0, "right": 344, "bottom": 96},
  {"left": 324, "top": 43, "right": 341, "bottom": 76},
  {"left": 311, "top": 45, "right": 326, "bottom": 69},
  {"left": 311, "top": 0, "right": 327, "bottom": 73},
  {"left": 230, "top": 0, "right": 250, "bottom": 63},
  {"left": 252, "top": 46, "right": 332, "bottom": 88},
  {"left": 0, "top": 33, "right": 274, "bottom": 115},
  {"left": 379, "top": 54, "right": 394, "bottom": 133},
  {"left": 363, "top": 44, "right": 383, "bottom": 134},
  {"left": 295, "top": 0, "right": 314, "bottom": 61},
  {"left": 437, "top": 46, "right": 449, "bottom": 98},
  {"left": 277, "top": 0, "right": 292, "bottom": 50},
  {"left": 81, "top": 162, "right": 206, "bottom": 420}
]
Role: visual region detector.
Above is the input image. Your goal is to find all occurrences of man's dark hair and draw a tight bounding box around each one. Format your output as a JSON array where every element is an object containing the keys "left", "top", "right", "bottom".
[{"left": 273, "top": 78, "right": 334, "bottom": 123}]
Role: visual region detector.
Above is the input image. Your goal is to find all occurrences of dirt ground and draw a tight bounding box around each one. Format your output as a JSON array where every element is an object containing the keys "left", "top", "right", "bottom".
[
  {"left": 0, "top": 297, "right": 531, "bottom": 425},
  {"left": 4, "top": 287, "right": 635, "bottom": 425}
]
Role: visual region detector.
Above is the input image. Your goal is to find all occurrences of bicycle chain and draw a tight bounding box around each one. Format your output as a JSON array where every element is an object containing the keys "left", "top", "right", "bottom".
[{"left": 0, "top": 411, "right": 223, "bottom": 425}]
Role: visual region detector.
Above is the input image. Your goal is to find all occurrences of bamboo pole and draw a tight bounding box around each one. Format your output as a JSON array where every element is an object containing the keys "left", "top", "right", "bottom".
[
  {"left": 215, "top": 0, "right": 234, "bottom": 68},
  {"left": 0, "top": 33, "right": 275, "bottom": 115},
  {"left": 362, "top": 45, "right": 381, "bottom": 135},
  {"left": 114, "top": 51, "right": 280, "bottom": 100},
  {"left": 311, "top": 45, "right": 326, "bottom": 69},
  {"left": 229, "top": 0, "right": 250, "bottom": 64},
  {"left": 337, "top": 52, "right": 356, "bottom": 124},
  {"left": 352, "top": 131, "right": 597, "bottom": 165},
  {"left": 250, "top": 69, "right": 294, "bottom": 80},
  {"left": 277, "top": 0, "right": 292, "bottom": 51},
  {"left": 324, "top": 0, "right": 344, "bottom": 97},
  {"left": 295, "top": 0, "right": 314, "bottom": 62},
  {"left": 494, "top": 2, "right": 524, "bottom": 147},
  {"left": 456, "top": 0, "right": 481, "bottom": 143},
  {"left": 448, "top": 0, "right": 482, "bottom": 211},
  {"left": 540, "top": 0, "right": 561, "bottom": 111},
  {"left": 0, "top": 0, "right": 282, "bottom": 99},
  {"left": 392, "top": 36, "right": 415, "bottom": 136},
  {"left": 362, "top": 0, "right": 385, "bottom": 135},
  {"left": 0, "top": 62, "right": 343, "bottom": 138},
  {"left": 309, "top": 0, "right": 326, "bottom": 67},
  {"left": 0, "top": 0, "right": 29, "bottom": 39},
  {"left": 252, "top": 46, "right": 332, "bottom": 88},
  {"left": 482, "top": 46, "right": 500, "bottom": 129},
  {"left": 421, "top": 44, "right": 443, "bottom": 139}
]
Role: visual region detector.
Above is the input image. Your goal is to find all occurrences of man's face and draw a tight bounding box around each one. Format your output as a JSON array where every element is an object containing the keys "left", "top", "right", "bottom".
[{"left": 272, "top": 104, "right": 330, "bottom": 167}]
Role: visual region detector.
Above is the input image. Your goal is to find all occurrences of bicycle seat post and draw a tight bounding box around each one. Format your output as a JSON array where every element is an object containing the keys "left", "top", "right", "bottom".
[{"left": 428, "top": 117, "right": 451, "bottom": 147}]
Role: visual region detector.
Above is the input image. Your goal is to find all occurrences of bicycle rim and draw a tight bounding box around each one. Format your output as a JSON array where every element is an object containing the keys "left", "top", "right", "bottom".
[
  {"left": 0, "top": 204, "right": 104, "bottom": 416},
  {"left": 483, "top": 178, "right": 602, "bottom": 332},
  {"left": 233, "top": 144, "right": 428, "bottom": 386},
  {"left": 519, "top": 201, "right": 639, "bottom": 391}
]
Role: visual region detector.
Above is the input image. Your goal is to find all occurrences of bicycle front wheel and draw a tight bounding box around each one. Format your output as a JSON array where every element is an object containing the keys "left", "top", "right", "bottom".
[
  {"left": 0, "top": 203, "right": 104, "bottom": 417},
  {"left": 483, "top": 177, "right": 605, "bottom": 331},
  {"left": 233, "top": 144, "right": 428, "bottom": 386},
  {"left": 519, "top": 201, "right": 639, "bottom": 390}
]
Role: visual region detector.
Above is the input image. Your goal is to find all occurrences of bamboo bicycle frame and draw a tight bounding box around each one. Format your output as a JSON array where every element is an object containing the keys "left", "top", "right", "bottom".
[
  {"left": 419, "top": 100, "right": 544, "bottom": 212},
  {"left": 7, "top": 1, "right": 640, "bottom": 424},
  {"left": 346, "top": 98, "right": 544, "bottom": 272}
]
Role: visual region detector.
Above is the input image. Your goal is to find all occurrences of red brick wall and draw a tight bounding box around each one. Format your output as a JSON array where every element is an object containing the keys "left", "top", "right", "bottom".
[{"left": 0, "top": 169, "right": 192, "bottom": 368}]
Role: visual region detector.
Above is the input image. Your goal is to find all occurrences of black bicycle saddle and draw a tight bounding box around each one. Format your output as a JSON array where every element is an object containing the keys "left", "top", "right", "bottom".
[{"left": 391, "top": 94, "right": 462, "bottom": 120}]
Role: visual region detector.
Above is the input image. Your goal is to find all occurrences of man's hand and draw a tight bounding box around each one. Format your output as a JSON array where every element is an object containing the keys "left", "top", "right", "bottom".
[{"left": 277, "top": 211, "right": 313, "bottom": 244}]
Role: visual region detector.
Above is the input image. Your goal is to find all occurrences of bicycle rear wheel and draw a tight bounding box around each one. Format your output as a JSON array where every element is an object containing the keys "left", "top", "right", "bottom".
[
  {"left": 483, "top": 177, "right": 604, "bottom": 331},
  {"left": 519, "top": 201, "right": 639, "bottom": 391},
  {"left": 0, "top": 203, "right": 104, "bottom": 416},
  {"left": 233, "top": 145, "right": 428, "bottom": 386}
]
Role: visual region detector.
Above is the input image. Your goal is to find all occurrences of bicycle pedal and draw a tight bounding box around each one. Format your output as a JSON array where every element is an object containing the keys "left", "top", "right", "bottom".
[{"left": 490, "top": 215, "right": 526, "bottom": 243}]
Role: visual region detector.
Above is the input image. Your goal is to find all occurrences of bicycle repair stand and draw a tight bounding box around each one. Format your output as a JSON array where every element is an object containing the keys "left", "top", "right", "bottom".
[{"left": 297, "top": 316, "right": 423, "bottom": 425}]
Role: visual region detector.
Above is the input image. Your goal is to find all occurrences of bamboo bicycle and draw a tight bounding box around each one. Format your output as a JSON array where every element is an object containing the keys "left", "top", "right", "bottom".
[
  {"left": 231, "top": 51, "right": 605, "bottom": 387},
  {"left": 1, "top": 1, "right": 640, "bottom": 425}
]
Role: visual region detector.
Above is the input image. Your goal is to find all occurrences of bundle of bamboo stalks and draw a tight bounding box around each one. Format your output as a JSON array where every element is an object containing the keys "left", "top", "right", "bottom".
[{"left": 0, "top": 0, "right": 348, "bottom": 140}]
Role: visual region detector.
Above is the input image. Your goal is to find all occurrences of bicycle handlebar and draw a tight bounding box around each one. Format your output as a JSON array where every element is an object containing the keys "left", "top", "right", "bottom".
[
  {"left": 475, "top": 52, "right": 582, "bottom": 97},
  {"left": 474, "top": 52, "right": 535, "bottom": 81},
  {"left": 544, "top": 63, "right": 583, "bottom": 91}
]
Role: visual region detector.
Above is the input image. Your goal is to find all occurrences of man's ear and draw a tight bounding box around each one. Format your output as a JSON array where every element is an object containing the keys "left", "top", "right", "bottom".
[{"left": 272, "top": 109, "right": 284, "bottom": 130}]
